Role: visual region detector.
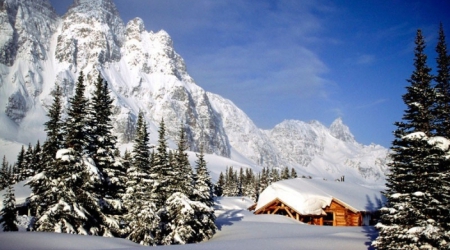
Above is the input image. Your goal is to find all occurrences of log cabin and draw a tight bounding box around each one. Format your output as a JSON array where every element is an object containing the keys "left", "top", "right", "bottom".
[{"left": 251, "top": 178, "right": 384, "bottom": 226}]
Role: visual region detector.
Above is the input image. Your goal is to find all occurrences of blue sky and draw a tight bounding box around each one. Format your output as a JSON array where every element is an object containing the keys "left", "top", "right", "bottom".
[{"left": 49, "top": 0, "right": 450, "bottom": 148}]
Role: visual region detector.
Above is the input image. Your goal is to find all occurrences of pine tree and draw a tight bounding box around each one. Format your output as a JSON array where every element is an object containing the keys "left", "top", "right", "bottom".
[
  {"left": 28, "top": 84, "right": 63, "bottom": 218},
  {"left": 90, "top": 74, "right": 126, "bottom": 230},
  {"left": 0, "top": 172, "right": 18, "bottom": 232},
  {"left": 173, "top": 125, "right": 194, "bottom": 197},
  {"left": 43, "top": 85, "right": 64, "bottom": 159},
  {"left": 190, "top": 147, "right": 216, "bottom": 242},
  {"left": 14, "top": 146, "right": 26, "bottom": 183},
  {"left": 65, "top": 71, "right": 89, "bottom": 153},
  {"left": 429, "top": 23, "right": 450, "bottom": 238},
  {"left": 0, "top": 156, "right": 9, "bottom": 190},
  {"left": 214, "top": 172, "right": 225, "bottom": 197},
  {"left": 290, "top": 167, "right": 298, "bottom": 178},
  {"left": 152, "top": 118, "right": 173, "bottom": 207},
  {"left": 123, "top": 111, "right": 160, "bottom": 243},
  {"left": 259, "top": 167, "right": 269, "bottom": 193},
  {"left": 31, "top": 141, "right": 42, "bottom": 178},
  {"left": 243, "top": 168, "right": 256, "bottom": 200},
  {"left": 373, "top": 29, "right": 449, "bottom": 249},
  {"left": 269, "top": 168, "right": 280, "bottom": 184},
  {"left": 162, "top": 192, "right": 214, "bottom": 245},
  {"left": 281, "top": 166, "right": 290, "bottom": 180},
  {"left": 433, "top": 23, "right": 450, "bottom": 138},
  {"left": 33, "top": 148, "right": 106, "bottom": 235},
  {"left": 23, "top": 143, "right": 34, "bottom": 179},
  {"left": 193, "top": 147, "right": 214, "bottom": 207}
]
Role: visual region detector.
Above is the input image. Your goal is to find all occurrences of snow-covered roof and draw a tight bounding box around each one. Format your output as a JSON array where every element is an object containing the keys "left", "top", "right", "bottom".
[{"left": 255, "top": 178, "right": 384, "bottom": 216}]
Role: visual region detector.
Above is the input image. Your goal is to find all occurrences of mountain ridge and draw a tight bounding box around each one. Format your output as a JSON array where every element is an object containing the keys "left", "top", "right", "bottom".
[{"left": 0, "top": 0, "right": 389, "bottom": 184}]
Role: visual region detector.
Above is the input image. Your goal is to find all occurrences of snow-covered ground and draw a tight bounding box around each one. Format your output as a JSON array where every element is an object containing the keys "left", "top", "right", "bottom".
[{"left": 0, "top": 196, "right": 377, "bottom": 250}]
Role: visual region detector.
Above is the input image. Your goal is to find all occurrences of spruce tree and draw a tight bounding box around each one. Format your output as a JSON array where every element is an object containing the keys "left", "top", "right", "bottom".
[
  {"left": 123, "top": 111, "right": 160, "bottom": 243},
  {"left": 28, "top": 84, "right": 63, "bottom": 219},
  {"left": 33, "top": 148, "right": 104, "bottom": 234},
  {"left": 214, "top": 172, "right": 225, "bottom": 197},
  {"left": 0, "top": 173, "right": 18, "bottom": 231},
  {"left": 14, "top": 146, "right": 26, "bottom": 183},
  {"left": 290, "top": 167, "right": 298, "bottom": 178},
  {"left": 0, "top": 156, "right": 9, "bottom": 190},
  {"left": 191, "top": 147, "right": 216, "bottom": 242},
  {"left": 433, "top": 23, "right": 450, "bottom": 138},
  {"left": 373, "top": 29, "right": 448, "bottom": 249},
  {"left": 91, "top": 74, "right": 126, "bottom": 228},
  {"left": 430, "top": 23, "right": 450, "bottom": 238},
  {"left": 65, "top": 71, "right": 89, "bottom": 153},
  {"left": 152, "top": 119, "right": 173, "bottom": 207},
  {"left": 23, "top": 143, "right": 34, "bottom": 179},
  {"left": 173, "top": 125, "right": 194, "bottom": 197},
  {"left": 281, "top": 166, "right": 290, "bottom": 180},
  {"left": 31, "top": 141, "right": 42, "bottom": 178}
]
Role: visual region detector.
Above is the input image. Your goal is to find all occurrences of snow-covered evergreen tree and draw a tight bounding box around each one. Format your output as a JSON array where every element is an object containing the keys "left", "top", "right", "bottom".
[
  {"left": 65, "top": 71, "right": 89, "bottom": 152},
  {"left": 14, "top": 146, "right": 26, "bottom": 183},
  {"left": 191, "top": 148, "right": 216, "bottom": 242},
  {"left": 373, "top": 29, "right": 450, "bottom": 249},
  {"left": 259, "top": 167, "right": 269, "bottom": 193},
  {"left": 30, "top": 141, "right": 42, "bottom": 179},
  {"left": 0, "top": 156, "right": 9, "bottom": 190},
  {"left": 214, "top": 172, "right": 225, "bottom": 197},
  {"left": 90, "top": 74, "right": 126, "bottom": 230},
  {"left": 27, "top": 84, "right": 64, "bottom": 219},
  {"left": 269, "top": 168, "right": 280, "bottom": 184},
  {"left": 242, "top": 168, "right": 256, "bottom": 199},
  {"left": 290, "top": 167, "right": 298, "bottom": 178},
  {"left": 33, "top": 149, "right": 91, "bottom": 234},
  {"left": 162, "top": 191, "right": 215, "bottom": 245},
  {"left": 152, "top": 119, "right": 174, "bottom": 207},
  {"left": 433, "top": 23, "right": 450, "bottom": 138},
  {"left": 0, "top": 173, "right": 18, "bottom": 232},
  {"left": 123, "top": 111, "right": 160, "bottom": 244},
  {"left": 281, "top": 166, "right": 290, "bottom": 180},
  {"left": 432, "top": 24, "right": 450, "bottom": 234},
  {"left": 173, "top": 125, "right": 194, "bottom": 197},
  {"left": 223, "top": 166, "right": 238, "bottom": 196}
]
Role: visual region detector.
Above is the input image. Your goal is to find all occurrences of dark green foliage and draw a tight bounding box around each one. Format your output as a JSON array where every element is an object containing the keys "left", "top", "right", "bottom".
[
  {"left": 0, "top": 156, "right": 10, "bottom": 190},
  {"left": 374, "top": 28, "right": 450, "bottom": 249},
  {"left": 214, "top": 172, "right": 225, "bottom": 197},
  {"left": 0, "top": 175, "right": 18, "bottom": 232},
  {"left": 281, "top": 166, "right": 290, "bottom": 180},
  {"left": 173, "top": 125, "right": 194, "bottom": 197},
  {"left": 90, "top": 74, "right": 126, "bottom": 227},
  {"left": 124, "top": 110, "right": 160, "bottom": 243},
  {"left": 290, "top": 167, "right": 298, "bottom": 178},
  {"left": 65, "top": 71, "right": 89, "bottom": 152},
  {"left": 433, "top": 23, "right": 450, "bottom": 138},
  {"left": 28, "top": 84, "right": 64, "bottom": 219},
  {"left": 14, "top": 146, "right": 26, "bottom": 183},
  {"left": 42, "top": 84, "right": 64, "bottom": 160}
]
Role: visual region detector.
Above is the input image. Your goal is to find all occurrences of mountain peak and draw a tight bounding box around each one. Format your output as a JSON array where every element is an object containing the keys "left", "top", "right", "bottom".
[
  {"left": 70, "top": 0, "right": 119, "bottom": 15},
  {"left": 56, "top": 0, "right": 125, "bottom": 72},
  {"left": 329, "top": 118, "right": 355, "bottom": 143}
]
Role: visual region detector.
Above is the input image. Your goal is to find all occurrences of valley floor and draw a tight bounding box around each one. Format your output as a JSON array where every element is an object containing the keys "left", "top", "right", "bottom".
[{"left": 0, "top": 197, "right": 377, "bottom": 250}]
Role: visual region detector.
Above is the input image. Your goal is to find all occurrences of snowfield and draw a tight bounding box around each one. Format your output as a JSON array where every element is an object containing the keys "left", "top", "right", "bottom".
[{"left": 0, "top": 197, "right": 377, "bottom": 250}]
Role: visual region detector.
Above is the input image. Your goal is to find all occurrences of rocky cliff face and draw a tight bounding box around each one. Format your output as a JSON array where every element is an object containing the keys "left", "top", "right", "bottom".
[
  {"left": 0, "top": 0, "right": 59, "bottom": 123},
  {"left": 0, "top": 0, "right": 389, "bottom": 184}
]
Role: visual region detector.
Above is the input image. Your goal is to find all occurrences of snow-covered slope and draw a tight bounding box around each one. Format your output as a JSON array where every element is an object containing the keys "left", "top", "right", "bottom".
[
  {"left": 0, "top": 0, "right": 389, "bottom": 185},
  {"left": 0, "top": 196, "right": 379, "bottom": 250}
]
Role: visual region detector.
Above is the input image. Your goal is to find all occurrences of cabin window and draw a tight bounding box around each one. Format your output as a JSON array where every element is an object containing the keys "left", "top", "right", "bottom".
[{"left": 324, "top": 212, "right": 334, "bottom": 226}]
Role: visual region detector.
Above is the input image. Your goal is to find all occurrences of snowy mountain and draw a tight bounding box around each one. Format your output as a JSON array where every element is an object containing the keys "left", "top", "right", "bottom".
[{"left": 0, "top": 0, "right": 389, "bottom": 185}]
